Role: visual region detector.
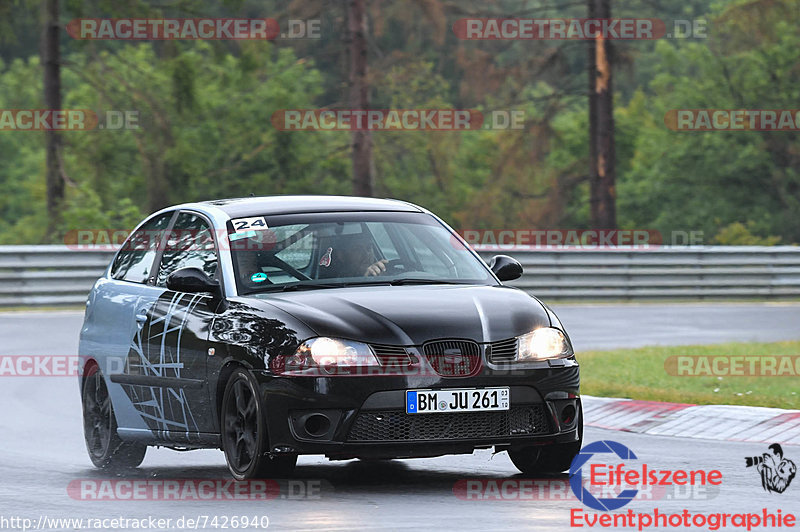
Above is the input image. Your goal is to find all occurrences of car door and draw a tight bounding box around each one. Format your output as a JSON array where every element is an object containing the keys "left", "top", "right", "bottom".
[
  {"left": 85, "top": 210, "right": 176, "bottom": 439},
  {"left": 126, "top": 211, "right": 222, "bottom": 440}
]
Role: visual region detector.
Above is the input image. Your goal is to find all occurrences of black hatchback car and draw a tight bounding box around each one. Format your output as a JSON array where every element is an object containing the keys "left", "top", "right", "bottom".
[{"left": 79, "top": 196, "right": 581, "bottom": 480}]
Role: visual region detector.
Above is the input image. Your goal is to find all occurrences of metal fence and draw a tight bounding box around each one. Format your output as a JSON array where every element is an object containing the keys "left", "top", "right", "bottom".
[
  {"left": 476, "top": 246, "right": 800, "bottom": 300},
  {"left": 0, "top": 246, "right": 114, "bottom": 307},
  {"left": 1, "top": 245, "right": 799, "bottom": 307}
]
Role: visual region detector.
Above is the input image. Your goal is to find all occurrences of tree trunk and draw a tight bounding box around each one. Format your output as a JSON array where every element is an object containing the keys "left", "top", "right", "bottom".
[
  {"left": 41, "top": 0, "right": 64, "bottom": 237},
  {"left": 587, "top": 0, "right": 617, "bottom": 229},
  {"left": 347, "top": 0, "right": 374, "bottom": 197}
]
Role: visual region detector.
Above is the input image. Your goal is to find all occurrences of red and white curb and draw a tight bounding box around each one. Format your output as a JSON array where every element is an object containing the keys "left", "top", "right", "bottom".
[{"left": 583, "top": 396, "right": 800, "bottom": 445}]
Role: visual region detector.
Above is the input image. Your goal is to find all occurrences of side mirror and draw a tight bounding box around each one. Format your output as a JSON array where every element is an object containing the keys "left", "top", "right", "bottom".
[
  {"left": 166, "top": 267, "right": 222, "bottom": 296},
  {"left": 488, "top": 255, "right": 523, "bottom": 282}
]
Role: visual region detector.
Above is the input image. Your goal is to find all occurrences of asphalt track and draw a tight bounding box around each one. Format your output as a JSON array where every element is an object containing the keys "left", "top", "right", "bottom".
[{"left": 1, "top": 303, "right": 798, "bottom": 531}]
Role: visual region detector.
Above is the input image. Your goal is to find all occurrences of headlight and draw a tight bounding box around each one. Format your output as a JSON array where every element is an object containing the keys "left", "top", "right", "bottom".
[
  {"left": 517, "top": 327, "right": 572, "bottom": 361},
  {"left": 288, "top": 337, "right": 380, "bottom": 370}
]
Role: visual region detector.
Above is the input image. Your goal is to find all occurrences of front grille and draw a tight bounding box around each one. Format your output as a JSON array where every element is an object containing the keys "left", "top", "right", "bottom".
[
  {"left": 347, "top": 406, "right": 551, "bottom": 442},
  {"left": 423, "top": 340, "right": 481, "bottom": 377},
  {"left": 370, "top": 345, "right": 413, "bottom": 366},
  {"left": 488, "top": 337, "right": 518, "bottom": 363}
]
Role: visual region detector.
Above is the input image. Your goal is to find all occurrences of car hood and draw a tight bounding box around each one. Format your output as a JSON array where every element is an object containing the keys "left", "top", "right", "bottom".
[{"left": 252, "top": 284, "right": 551, "bottom": 345}]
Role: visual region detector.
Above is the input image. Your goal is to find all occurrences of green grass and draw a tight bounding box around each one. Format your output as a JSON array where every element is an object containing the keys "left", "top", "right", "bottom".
[{"left": 579, "top": 341, "right": 800, "bottom": 409}]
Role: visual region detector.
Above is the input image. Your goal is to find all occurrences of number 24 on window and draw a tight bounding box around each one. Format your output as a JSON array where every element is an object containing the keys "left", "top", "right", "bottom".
[{"left": 232, "top": 217, "right": 268, "bottom": 232}]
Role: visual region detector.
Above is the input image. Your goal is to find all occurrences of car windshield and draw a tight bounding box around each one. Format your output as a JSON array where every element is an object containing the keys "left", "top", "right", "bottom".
[{"left": 228, "top": 212, "right": 494, "bottom": 294}]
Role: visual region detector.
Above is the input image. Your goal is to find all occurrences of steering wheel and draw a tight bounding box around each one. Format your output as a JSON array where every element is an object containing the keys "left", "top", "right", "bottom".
[{"left": 384, "top": 258, "right": 414, "bottom": 275}]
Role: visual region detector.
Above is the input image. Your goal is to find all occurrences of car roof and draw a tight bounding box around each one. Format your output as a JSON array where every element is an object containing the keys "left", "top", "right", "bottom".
[{"left": 194, "top": 195, "right": 423, "bottom": 218}]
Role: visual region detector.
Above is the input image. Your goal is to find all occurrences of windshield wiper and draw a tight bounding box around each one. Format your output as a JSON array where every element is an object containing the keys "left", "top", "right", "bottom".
[
  {"left": 249, "top": 282, "right": 347, "bottom": 294},
  {"left": 332, "top": 278, "right": 469, "bottom": 287},
  {"left": 387, "top": 278, "right": 470, "bottom": 286},
  {"left": 248, "top": 279, "right": 470, "bottom": 293},
  {"left": 319, "top": 278, "right": 458, "bottom": 287}
]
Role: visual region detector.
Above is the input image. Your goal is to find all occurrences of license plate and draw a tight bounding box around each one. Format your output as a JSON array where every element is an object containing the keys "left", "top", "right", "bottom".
[{"left": 406, "top": 387, "right": 509, "bottom": 414}]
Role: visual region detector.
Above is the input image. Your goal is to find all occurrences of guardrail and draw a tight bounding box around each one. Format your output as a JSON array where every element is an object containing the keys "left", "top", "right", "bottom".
[
  {"left": 476, "top": 246, "right": 800, "bottom": 300},
  {"left": 0, "top": 245, "right": 799, "bottom": 307},
  {"left": 0, "top": 246, "right": 114, "bottom": 307}
]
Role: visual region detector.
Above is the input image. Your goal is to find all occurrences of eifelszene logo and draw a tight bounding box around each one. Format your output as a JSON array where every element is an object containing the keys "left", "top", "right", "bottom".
[
  {"left": 745, "top": 443, "right": 797, "bottom": 493},
  {"left": 569, "top": 440, "right": 723, "bottom": 512}
]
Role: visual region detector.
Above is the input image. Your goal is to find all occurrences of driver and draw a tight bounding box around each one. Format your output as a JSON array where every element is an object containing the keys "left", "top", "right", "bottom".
[
  {"left": 235, "top": 248, "right": 265, "bottom": 288},
  {"left": 324, "top": 234, "right": 388, "bottom": 277},
  {"left": 231, "top": 231, "right": 273, "bottom": 289}
]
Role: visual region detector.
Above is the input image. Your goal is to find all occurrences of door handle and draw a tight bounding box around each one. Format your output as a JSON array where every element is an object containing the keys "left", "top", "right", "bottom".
[{"left": 135, "top": 312, "right": 147, "bottom": 324}]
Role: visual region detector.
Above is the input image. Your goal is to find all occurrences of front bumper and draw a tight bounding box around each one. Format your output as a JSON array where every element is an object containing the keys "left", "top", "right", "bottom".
[{"left": 253, "top": 363, "right": 580, "bottom": 459}]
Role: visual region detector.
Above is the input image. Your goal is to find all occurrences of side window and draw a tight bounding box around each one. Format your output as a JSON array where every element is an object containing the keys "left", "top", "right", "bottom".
[
  {"left": 157, "top": 212, "right": 218, "bottom": 287},
  {"left": 111, "top": 212, "right": 173, "bottom": 284}
]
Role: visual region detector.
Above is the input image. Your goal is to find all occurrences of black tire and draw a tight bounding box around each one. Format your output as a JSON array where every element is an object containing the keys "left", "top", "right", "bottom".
[
  {"left": 509, "top": 404, "right": 583, "bottom": 475},
  {"left": 221, "top": 368, "right": 297, "bottom": 480},
  {"left": 82, "top": 366, "right": 147, "bottom": 470}
]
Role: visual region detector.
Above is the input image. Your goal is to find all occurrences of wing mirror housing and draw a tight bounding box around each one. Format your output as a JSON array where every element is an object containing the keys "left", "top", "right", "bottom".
[
  {"left": 488, "top": 255, "right": 523, "bottom": 282},
  {"left": 166, "top": 268, "right": 225, "bottom": 310}
]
